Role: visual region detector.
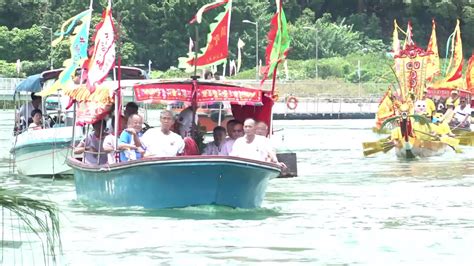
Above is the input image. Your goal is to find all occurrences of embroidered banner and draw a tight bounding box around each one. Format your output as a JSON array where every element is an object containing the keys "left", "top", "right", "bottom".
[{"left": 133, "top": 82, "right": 261, "bottom": 104}]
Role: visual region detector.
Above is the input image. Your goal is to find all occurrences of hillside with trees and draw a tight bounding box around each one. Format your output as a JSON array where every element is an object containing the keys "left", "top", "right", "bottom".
[{"left": 0, "top": 0, "right": 473, "bottom": 82}]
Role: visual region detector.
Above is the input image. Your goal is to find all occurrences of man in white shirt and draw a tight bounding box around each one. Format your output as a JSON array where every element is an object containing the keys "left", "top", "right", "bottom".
[
  {"left": 141, "top": 110, "right": 185, "bottom": 157},
  {"left": 219, "top": 119, "right": 243, "bottom": 155},
  {"left": 256, "top": 121, "right": 269, "bottom": 136},
  {"left": 231, "top": 118, "right": 282, "bottom": 166},
  {"left": 202, "top": 126, "right": 226, "bottom": 155},
  {"left": 450, "top": 97, "right": 471, "bottom": 129}
]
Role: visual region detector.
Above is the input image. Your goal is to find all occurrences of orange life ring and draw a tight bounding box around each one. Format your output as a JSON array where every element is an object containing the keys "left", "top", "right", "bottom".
[{"left": 286, "top": 96, "right": 298, "bottom": 110}]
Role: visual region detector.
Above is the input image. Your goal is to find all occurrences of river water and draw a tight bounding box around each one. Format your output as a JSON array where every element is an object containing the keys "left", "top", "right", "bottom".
[{"left": 1, "top": 110, "right": 473, "bottom": 265}]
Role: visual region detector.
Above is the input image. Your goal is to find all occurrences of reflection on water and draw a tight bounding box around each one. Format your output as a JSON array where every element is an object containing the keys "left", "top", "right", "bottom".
[{"left": 1, "top": 111, "right": 474, "bottom": 265}]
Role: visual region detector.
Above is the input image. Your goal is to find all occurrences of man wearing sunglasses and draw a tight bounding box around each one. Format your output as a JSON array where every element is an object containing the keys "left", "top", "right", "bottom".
[{"left": 450, "top": 97, "right": 471, "bottom": 129}]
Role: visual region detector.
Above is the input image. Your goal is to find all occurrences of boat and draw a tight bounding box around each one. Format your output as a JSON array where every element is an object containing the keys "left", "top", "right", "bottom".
[
  {"left": 10, "top": 67, "right": 147, "bottom": 177},
  {"left": 10, "top": 69, "right": 84, "bottom": 176},
  {"left": 67, "top": 78, "right": 283, "bottom": 208},
  {"left": 64, "top": 0, "right": 290, "bottom": 209},
  {"left": 364, "top": 20, "right": 463, "bottom": 159}
]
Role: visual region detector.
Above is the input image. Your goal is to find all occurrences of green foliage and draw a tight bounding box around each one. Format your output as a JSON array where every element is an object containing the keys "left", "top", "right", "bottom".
[
  {"left": 0, "top": 60, "right": 17, "bottom": 77},
  {"left": 1, "top": 188, "right": 62, "bottom": 264},
  {"left": 0, "top": 0, "right": 474, "bottom": 75}
]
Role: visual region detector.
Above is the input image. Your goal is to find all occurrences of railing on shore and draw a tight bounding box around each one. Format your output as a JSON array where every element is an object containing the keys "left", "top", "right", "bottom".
[
  {"left": 272, "top": 96, "right": 379, "bottom": 119},
  {"left": 0, "top": 78, "right": 384, "bottom": 119}
]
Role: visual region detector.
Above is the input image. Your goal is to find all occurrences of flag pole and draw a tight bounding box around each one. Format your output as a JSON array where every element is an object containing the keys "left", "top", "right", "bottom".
[
  {"left": 189, "top": 24, "right": 200, "bottom": 139},
  {"left": 114, "top": 0, "right": 122, "bottom": 148}
]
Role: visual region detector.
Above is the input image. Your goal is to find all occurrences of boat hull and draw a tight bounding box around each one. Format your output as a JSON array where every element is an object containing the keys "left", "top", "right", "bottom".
[
  {"left": 395, "top": 139, "right": 447, "bottom": 158},
  {"left": 11, "top": 126, "right": 83, "bottom": 176},
  {"left": 68, "top": 156, "right": 281, "bottom": 209},
  {"left": 14, "top": 142, "right": 73, "bottom": 176}
]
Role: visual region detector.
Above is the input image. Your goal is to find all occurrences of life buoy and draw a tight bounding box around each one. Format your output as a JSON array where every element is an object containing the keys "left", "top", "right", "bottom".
[{"left": 286, "top": 96, "right": 298, "bottom": 110}]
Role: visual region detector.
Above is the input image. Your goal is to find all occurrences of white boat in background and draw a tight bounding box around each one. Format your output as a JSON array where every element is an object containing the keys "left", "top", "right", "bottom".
[
  {"left": 12, "top": 126, "right": 83, "bottom": 176},
  {"left": 10, "top": 66, "right": 147, "bottom": 177}
]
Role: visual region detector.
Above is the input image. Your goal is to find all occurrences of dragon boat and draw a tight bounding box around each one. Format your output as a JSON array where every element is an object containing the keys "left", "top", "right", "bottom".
[{"left": 362, "top": 20, "right": 469, "bottom": 159}]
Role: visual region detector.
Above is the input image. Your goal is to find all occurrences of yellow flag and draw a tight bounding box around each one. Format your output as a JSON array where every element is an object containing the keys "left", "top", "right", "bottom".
[
  {"left": 445, "top": 20, "right": 463, "bottom": 82},
  {"left": 375, "top": 88, "right": 395, "bottom": 129},
  {"left": 392, "top": 20, "right": 400, "bottom": 55},
  {"left": 425, "top": 20, "right": 440, "bottom": 82}
]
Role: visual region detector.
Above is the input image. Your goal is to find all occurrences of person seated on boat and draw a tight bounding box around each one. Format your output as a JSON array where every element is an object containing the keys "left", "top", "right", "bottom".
[
  {"left": 256, "top": 121, "right": 269, "bottom": 137},
  {"left": 28, "top": 109, "right": 49, "bottom": 130},
  {"left": 120, "top": 101, "right": 139, "bottom": 132},
  {"left": 177, "top": 106, "right": 198, "bottom": 138},
  {"left": 431, "top": 113, "right": 455, "bottom": 138},
  {"left": 204, "top": 70, "right": 214, "bottom": 80},
  {"left": 118, "top": 114, "right": 145, "bottom": 162},
  {"left": 445, "top": 90, "right": 460, "bottom": 108},
  {"left": 18, "top": 93, "right": 43, "bottom": 127},
  {"left": 442, "top": 102, "right": 456, "bottom": 124},
  {"left": 231, "top": 118, "right": 285, "bottom": 167},
  {"left": 74, "top": 120, "right": 109, "bottom": 165},
  {"left": 141, "top": 110, "right": 185, "bottom": 157},
  {"left": 415, "top": 90, "right": 436, "bottom": 119},
  {"left": 389, "top": 107, "right": 416, "bottom": 148},
  {"left": 220, "top": 119, "right": 244, "bottom": 155},
  {"left": 449, "top": 97, "right": 471, "bottom": 130},
  {"left": 202, "top": 126, "right": 227, "bottom": 155},
  {"left": 103, "top": 134, "right": 118, "bottom": 164}
]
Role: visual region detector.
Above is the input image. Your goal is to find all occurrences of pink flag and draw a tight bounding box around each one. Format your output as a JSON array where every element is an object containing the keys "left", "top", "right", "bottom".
[{"left": 86, "top": 0, "right": 116, "bottom": 92}]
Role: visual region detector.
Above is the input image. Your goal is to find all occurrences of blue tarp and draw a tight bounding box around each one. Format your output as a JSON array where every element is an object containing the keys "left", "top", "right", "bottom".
[{"left": 15, "top": 74, "right": 43, "bottom": 92}]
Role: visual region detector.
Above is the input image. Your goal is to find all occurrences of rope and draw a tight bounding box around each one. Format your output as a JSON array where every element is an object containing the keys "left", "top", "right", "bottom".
[{"left": 12, "top": 146, "right": 70, "bottom": 163}]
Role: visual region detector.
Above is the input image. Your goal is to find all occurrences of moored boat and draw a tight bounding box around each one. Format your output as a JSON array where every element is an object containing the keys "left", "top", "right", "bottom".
[{"left": 10, "top": 69, "right": 84, "bottom": 176}]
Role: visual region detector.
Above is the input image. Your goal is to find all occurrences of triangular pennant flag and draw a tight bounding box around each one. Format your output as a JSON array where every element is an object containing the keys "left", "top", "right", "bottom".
[
  {"left": 445, "top": 20, "right": 463, "bottom": 82},
  {"left": 392, "top": 20, "right": 400, "bottom": 55},
  {"left": 425, "top": 19, "right": 440, "bottom": 82}
]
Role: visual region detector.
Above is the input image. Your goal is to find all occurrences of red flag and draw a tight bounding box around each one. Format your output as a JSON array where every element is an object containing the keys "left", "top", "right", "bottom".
[
  {"left": 86, "top": 0, "right": 116, "bottom": 92},
  {"left": 189, "top": 0, "right": 229, "bottom": 24},
  {"left": 178, "top": 1, "right": 231, "bottom": 71}
]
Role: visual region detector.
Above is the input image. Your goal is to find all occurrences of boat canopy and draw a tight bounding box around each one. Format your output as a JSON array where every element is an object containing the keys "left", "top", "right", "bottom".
[{"left": 15, "top": 74, "right": 43, "bottom": 92}]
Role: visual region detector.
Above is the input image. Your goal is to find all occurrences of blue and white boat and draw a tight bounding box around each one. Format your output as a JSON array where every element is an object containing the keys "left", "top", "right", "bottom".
[
  {"left": 69, "top": 155, "right": 281, "bottom": 209},
  {"left": 67, "top": 79, "right": 282, "bottom": 209}
]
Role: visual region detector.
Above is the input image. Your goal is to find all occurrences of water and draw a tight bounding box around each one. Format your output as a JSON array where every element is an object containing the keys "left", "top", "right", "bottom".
[{"left": 1, "top": 111, "right": 474, "bottom": 265}]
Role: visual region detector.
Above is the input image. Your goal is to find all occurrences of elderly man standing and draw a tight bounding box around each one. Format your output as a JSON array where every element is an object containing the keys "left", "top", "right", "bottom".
[
  {"left": 231, "top": 118, "right": 284, "bottom": 167},
  {"left": 141, "top": 110, "right": 184, "bottom": 157}
]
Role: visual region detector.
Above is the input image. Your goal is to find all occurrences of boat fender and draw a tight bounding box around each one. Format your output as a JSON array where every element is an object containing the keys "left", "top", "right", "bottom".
[{"left": 286, "top": 96, "right": 298, "bottom": 110}]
